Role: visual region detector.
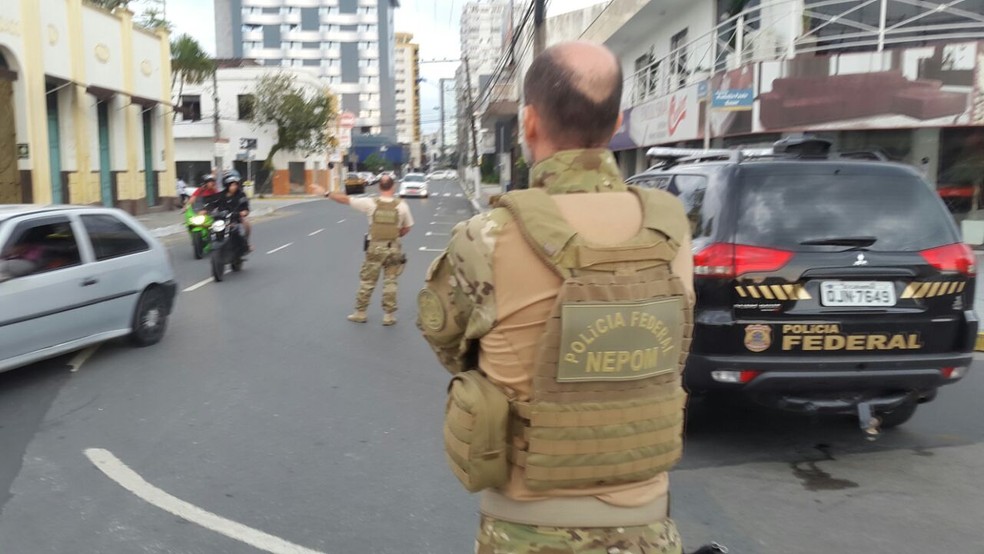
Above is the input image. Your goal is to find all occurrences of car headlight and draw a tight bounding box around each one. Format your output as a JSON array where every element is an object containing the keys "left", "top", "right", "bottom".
[
  {"left": 190, "top": 215, "right": 206, "bottom": 226},
  {"left": 211, "top": 220, "right": 227, "bottom": 232}
]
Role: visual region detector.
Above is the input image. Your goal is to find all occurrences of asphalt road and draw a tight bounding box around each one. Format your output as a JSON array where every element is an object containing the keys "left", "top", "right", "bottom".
[{"left": 1, "top": 179, "right": 983, "bottom": 554}]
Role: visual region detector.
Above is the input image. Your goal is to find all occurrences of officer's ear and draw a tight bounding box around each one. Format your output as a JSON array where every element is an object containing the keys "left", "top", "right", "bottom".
[{"left": 522, "top": 105, "right": 539, "bottom": 145}]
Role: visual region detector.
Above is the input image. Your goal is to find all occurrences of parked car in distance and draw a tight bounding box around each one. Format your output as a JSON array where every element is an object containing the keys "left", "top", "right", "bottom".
[
  {"left": 345, "top": 172, "right": 367, "bottom": 195},
  {"left": 398, "top": 173, "right": 430, "bottom": 198},
  {"left": 0, "top": 205, "right": 178, "bottom": 374},
  {"left": 629, "top": 138, "right": 977, "bottom": 431}
]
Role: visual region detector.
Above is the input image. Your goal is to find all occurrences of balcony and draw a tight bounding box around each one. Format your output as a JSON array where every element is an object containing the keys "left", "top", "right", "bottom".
[
  {"left": 621, "top": 0, "right": 984, "bottom": 109},
  {"left": 478, "top": 65, "right": 519, "bottom": 129}
]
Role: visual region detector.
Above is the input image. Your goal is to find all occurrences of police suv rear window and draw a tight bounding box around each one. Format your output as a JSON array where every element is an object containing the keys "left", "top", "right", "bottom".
[{"left": 736, "top": 169, "right": 956, "bottom": 252}]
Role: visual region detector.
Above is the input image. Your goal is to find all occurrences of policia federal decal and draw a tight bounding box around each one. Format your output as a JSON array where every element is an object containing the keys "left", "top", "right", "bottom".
[
  {"left": 558, "top": 298, "right": 685, "bottom": 382},
  {"left": 743, "top": 323, "right": 924, "bottom": 353}
]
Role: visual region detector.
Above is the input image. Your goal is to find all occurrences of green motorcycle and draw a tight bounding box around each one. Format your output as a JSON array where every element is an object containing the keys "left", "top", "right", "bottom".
[{"left": 185, "top": 206, "right": 214, "bottom": 259}]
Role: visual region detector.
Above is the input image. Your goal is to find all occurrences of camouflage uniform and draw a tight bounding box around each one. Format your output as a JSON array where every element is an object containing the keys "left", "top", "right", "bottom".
[
  {"left": 356, "top": 240, "right": 405, "bottom": 314},
  {"left": 419, "top": 149, "right": 687, "bottom": 554},
  {"left": 476, "top": 516, "right": 683, "bottom": 554}
]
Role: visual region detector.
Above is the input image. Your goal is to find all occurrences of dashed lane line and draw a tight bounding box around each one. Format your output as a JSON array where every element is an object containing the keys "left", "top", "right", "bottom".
[
  {"left": 266, "top": 243, "right": 293, "bottom": 255},
  {"left": 337, "top": 219, "right": 346, "bottom": 224},
  {"left": 425, "top": 231, "right": 449, "bottom": 237},
  {"left": 308, "top": 229, "right": 324, "bottom": 236},
  {"left": 419, "top": 247, "right": 444, "bottom": 252},
  {"left": 84, "top": 448, "right": 325, "bottom": 554},
  {"left": 183, "top": 278, "right": 214, "bottom": 293}
]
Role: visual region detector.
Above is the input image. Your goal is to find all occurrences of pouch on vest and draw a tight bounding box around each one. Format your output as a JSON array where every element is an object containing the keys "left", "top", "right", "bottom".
[
  {"left": 370, "top": 199, "right": 401, "bottom": 241},
  {"left": 443, "top": 370, "right": 510, "bottom": 492},
  {"left": 498, "top": 186, "right": 693, "bottom": 492}
]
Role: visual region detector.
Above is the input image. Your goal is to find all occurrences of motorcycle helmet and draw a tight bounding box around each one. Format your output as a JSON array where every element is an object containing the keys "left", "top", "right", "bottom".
[
  {"left": 201, "top": 173, "right": 216, "bottom": 185},
  {"left": 223, "top": 170, "right": 242, "bottom": 188}
]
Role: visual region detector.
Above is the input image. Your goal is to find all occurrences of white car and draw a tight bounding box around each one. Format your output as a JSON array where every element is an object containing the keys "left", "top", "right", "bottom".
[
  {"left": 398, "top": 173, "right": 430, "bottom": 198},
  {"left": 0, "top": 205, "right": 177, "bottom": 374}
]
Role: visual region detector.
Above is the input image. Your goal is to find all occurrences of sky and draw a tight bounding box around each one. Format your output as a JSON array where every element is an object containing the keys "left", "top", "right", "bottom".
[{"left": 163, "top": 0, "right": 612, "bottom": 134}]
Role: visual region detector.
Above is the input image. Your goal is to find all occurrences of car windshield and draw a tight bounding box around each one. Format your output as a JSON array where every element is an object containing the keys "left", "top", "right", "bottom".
[
  {"left": 404, "top": 175, "right": 425, "bottom": 183},
  {"left": 737, "top": 169, "right": 957, "bottom": 251}
]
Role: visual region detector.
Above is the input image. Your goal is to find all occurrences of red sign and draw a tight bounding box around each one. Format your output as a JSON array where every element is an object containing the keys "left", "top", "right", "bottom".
[{"left": 339, "top": 112, "right": 356, "bottom": 129}]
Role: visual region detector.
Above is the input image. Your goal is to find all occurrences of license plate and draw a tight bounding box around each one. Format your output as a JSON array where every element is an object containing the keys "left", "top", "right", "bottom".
[{"left": 820, "top": 281, "right": 896, "bottom": 307}]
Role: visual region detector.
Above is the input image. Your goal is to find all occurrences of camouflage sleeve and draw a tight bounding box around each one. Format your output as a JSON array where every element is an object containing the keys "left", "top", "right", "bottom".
[{"left": 417, "top": 209, "right": 508, "bottom": 374}]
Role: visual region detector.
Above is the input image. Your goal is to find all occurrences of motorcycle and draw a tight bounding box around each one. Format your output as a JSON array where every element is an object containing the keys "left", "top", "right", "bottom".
[
  {"left": 209, "top": 209, "right": 249, "bottom": 282},
  {"left": 184, "top": 206, "right": 213, "bottom": 260}
]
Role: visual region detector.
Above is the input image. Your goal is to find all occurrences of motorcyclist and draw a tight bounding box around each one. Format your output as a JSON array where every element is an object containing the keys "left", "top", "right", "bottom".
[
  {"left": 212, "top": 170, "right": 252, "bottom": 251},
  {"left": 189, "top": 174, "right": 221, "bottom": 213}
]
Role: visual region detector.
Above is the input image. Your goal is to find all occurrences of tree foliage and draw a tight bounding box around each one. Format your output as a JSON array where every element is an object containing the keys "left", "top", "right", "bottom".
[
  {"left": 250, "top": 73, "right": 337, "bottom": 193},
  {"left": 170, "top": 34, "right": 214, "bottom": 119},
  {"left": 362, "top": 153, "right": 391, "bottom": 172},
  {"left": 86, "top": 0, "right": 170, "bottom": 29}
]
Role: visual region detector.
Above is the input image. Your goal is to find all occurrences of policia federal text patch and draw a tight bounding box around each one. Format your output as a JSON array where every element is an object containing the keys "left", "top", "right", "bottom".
[{"left": 557, "top": 298, "right": 685, "bottom": 382}]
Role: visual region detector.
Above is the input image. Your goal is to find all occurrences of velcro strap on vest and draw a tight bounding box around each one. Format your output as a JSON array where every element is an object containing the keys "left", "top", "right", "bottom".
[
  {"left": 443, "top": 424, "right": 472, "bottom": 461},
  {"left": 511, "top": 449, "right": 681, "bottom": 482},
  {"left": 575, "top": 243, "right": 677, "bottom": 267},
  {"left": 526, "top": 426, "right": 681, "bottom": 456},
  {"left": 512, "top": 398, "right": 683, "bottom": 428},
  {"left": 447, "top": 400, "right": 475, "bottom": 431}
]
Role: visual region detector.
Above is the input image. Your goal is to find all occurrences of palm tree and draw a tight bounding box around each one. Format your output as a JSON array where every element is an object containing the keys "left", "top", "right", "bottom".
[{"left": 170, "top": 34, "right": 215, "bottom": 120}]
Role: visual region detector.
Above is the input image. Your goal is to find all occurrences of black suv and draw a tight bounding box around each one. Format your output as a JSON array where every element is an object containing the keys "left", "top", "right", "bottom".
[{"left": 628, "top": 139, "right": 978, "bottom": 430}]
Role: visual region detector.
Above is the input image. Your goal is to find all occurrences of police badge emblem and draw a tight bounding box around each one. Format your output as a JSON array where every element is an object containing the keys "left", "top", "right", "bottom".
[{"left": 744, "top": 324, "right": 772, "bottom": 352}]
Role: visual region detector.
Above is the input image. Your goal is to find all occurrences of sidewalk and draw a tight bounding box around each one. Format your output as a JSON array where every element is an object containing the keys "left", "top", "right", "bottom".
[{"left": 136, "top": 196, "right": 321, "bottom": 238}]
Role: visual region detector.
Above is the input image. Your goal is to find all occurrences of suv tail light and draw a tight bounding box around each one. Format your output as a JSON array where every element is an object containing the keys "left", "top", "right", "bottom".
[
  {"left": 694, "top": 243, "right": 794, "bottom": 278},
  {"left": 919, "top": 243, "right": 977, "bottom": 276}
]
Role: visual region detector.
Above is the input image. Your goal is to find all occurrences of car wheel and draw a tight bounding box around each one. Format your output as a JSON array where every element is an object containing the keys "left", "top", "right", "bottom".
[
  {"left": 131, "top": 287, "right": 169, "bottom": 346},
  {"left": 876, "top": 398, "right": 918, "bottom": 429},
  {"left": 191, "top": 232, "right": 204, "bottom": 260},
  {"left": 211, "top": 252, "right": 225, "bottom": 282}
]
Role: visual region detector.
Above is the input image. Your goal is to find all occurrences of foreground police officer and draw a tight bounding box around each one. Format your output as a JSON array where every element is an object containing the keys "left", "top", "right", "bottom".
[
  {"left": 418, "top": 41, "right": 695, "bottom": 553},
  {"left": 327, "top": 175, "right": 413, "bottom": 326}
]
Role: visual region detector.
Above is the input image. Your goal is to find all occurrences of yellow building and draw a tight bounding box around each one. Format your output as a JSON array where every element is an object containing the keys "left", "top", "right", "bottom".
[
  {"left": 0, "top": 0, "right": 176, "bottom": 214},
  {"left": 394, "top": 32, "right": 421, "bottom": 167}
]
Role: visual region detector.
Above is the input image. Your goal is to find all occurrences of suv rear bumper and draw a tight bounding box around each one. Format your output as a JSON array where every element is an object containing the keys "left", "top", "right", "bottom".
[{"left": 685, "top": 351, "right": 973, "bottom": 412}]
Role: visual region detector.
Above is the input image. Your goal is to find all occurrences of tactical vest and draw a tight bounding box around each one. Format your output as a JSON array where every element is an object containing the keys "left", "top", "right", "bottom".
[
  {"left": 499, "top": 187, "right": 692, "bottom": 492},
  {"left": 370, "top": 198, "right": 402, "bottom": 241}
]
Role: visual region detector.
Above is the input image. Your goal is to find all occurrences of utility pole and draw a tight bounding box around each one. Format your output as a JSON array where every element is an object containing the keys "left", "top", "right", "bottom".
[
  {"left": 439, "top": 78, "right": 450, "bottom": 163},
  {"left": 533, "top": 0, "right": 547, "bottom": 57},
  {"left": 462, "top": 57, "right": 480, "bottom": 167},
  {"left": 212, "top": 67, "right": 223, "bottom": 181}
]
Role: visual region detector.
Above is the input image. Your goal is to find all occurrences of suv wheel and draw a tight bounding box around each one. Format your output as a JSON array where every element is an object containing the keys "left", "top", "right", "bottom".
[
  {"left": 131, "top": 287, "right": 169, "bottom": 346},
  {"left": 877, "top": 398, "right": 918, "bottom": 429}
]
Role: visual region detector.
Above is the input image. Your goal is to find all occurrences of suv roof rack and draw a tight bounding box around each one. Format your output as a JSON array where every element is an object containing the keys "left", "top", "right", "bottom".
[{"left": 646, "top": 137, "right": 849, "bottom": 169}]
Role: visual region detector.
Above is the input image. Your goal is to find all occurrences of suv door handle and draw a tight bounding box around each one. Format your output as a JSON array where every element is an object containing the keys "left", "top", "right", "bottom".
[{"left": 81, "top": 278, "right": 99, "bottom": 287}]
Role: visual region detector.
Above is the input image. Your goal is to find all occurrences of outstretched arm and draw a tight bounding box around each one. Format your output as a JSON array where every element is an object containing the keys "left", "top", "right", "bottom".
[{"left": 326, "top": 191, "right": 351, "bottom": 205}]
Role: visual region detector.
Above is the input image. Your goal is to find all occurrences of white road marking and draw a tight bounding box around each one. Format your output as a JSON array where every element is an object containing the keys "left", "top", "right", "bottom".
[
  {"left": 429, "top": 221, "right": 454, "bottom": 225},
  {"left": 425, "top": 231, "right": 449, "bottom": 237},
  {"left": 84, "top": 448, "right": 325, "bottom": 554},
  {"left": 419, "top": 247, "right": 444, "bottom": 252},
  {"left": 183, "top": 278, "right": 214, "bottom": 292},
  {"left": 337, "top": 219, "right": 346, "bottom": 224},
  {"left": 443, "top": 193, "right": 452, "bottom": 197},
  {"left": 266, "top": 243, "right": 293, "bottom": 255},
  {"left": 308, "top": 229, "right": 324, "bottom": 236},
  {"left": 455, "top": 193, "right": 463, "bottom": 198},
  {"left": 68, "top": 344, "right": 101, "bottom": 373}
]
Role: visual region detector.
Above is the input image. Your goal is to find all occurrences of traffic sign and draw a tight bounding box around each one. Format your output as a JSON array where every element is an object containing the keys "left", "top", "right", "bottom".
[
  {"left": 339, "top": 111, "right": 356, "bottom": 129},
  {"left": 338, "top": 128, "right": 352, "bottom": 149}
]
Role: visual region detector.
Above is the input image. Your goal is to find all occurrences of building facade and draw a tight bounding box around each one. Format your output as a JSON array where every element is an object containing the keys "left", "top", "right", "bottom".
[
  {"left": 457, "top": 0, "right": 520, "bottom": 158},
  {"left": 582, "top": 0, "right": 984, "bottom": 202},
  {"left": 394, "top": 32, "right": 421, "bottom": 167},
  {"left": 214, "top": 0, "right": 399, "bottom": 140},
  {"left": 0, "top": 0, "right": 175, "bottom": 213},
  {"left": 173, "top": 61, "right": 334, "bottom": 196}
]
